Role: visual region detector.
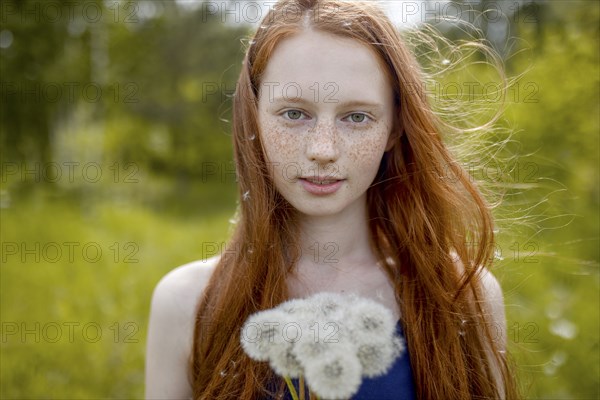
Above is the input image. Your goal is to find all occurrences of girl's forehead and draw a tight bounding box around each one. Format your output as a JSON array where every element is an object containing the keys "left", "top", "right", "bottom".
[{"left": 259, "top": 30, "right": 392, "bottom": 104}]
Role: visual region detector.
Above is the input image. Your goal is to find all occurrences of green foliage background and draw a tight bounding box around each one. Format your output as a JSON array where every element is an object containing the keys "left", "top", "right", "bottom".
[{"left": 0, "top": 0, "right": 598, "bottom": 398}]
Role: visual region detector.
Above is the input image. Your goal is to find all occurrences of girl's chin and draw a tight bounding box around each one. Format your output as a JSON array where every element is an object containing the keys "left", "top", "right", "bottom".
[{"left": 287, "top": 201, "right": 351, "bottom": 218}]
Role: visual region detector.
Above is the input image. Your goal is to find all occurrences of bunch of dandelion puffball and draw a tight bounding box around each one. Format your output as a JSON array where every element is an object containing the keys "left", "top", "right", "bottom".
[{"left": 240, "top": 292, "right": 405, "bottom": 400}]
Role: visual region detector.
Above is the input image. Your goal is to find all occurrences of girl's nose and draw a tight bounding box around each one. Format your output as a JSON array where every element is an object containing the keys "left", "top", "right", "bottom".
[{"left": 305, "top": 121, "right": 340, "bottom": 164}]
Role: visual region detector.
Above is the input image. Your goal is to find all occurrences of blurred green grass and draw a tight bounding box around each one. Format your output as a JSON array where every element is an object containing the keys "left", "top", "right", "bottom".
[
  {"left": 1, "top": 191, "right": 232, "bottom": 398},
  {"left": 497, "top": 238, "right": 599, "bottom": 398}
]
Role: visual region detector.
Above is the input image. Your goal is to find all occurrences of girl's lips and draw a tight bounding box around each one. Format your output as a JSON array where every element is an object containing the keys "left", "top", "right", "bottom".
[{"left": 299, "top": 178, "right": 345, "bottom": 195}]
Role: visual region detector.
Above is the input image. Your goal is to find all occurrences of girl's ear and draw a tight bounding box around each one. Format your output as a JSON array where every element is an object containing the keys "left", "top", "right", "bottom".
[
  {"left": 385, "top": 110, "right": 403, "bottom": 152},
  {"left": 385, "top": 129, "right": 404, "bottom": 151},
  {"left": 385, "top": 134, "right": 396, "bottom": 152}
]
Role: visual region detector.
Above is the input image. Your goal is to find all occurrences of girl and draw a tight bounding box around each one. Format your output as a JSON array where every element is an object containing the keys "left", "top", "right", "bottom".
[{"left": 146, "top": 0, "right": 519, "bottom": 399}]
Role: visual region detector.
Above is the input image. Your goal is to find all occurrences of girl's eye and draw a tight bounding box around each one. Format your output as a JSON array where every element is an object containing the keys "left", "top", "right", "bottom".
[
  {"left": 283, "top": 110, "right": 305, "bottom": 120},
  {"left": 346, "top": 113, "right": 369, "bottom": 123}
]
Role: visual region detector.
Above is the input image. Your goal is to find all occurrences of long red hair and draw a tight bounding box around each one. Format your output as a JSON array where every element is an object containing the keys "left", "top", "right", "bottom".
[{"left": 190, "top": 0, "right": 519, "bottom": 398}]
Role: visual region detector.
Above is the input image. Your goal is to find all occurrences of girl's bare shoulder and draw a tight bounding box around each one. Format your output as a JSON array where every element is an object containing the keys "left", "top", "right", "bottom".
[
  {"left": 449, "top": 250, "right": 505, "bottom": 323},
  {"left": 150, "top": 255, "right": 220, "bottom": 317},
  {"left": 145, "top": 255, "right": 220, "bottom": 398}
]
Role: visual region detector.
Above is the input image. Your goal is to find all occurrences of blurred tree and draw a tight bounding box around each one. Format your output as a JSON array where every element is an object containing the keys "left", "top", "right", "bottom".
[
  {"left": 104, "top": 1, "right": 248, "bottom": 178},
  {"left": 1, "top": 0, "right": 249, "bottom": 184},
  {"left": 0, "top": 0, "right": 95, "bottom": 165}
]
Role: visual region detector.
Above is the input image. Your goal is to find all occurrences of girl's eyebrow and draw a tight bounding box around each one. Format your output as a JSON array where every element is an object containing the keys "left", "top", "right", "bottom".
[
  {"left": 271, "top": 96, "right": 385, "bottom": 110},
  {"left": 338, "top": 100, "right": 385, "bottom": 110}
]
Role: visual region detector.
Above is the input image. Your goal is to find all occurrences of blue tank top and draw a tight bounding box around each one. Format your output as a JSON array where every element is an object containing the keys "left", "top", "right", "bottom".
[{"left": 268, "top": 320, "right": 417, "bottom": 399}]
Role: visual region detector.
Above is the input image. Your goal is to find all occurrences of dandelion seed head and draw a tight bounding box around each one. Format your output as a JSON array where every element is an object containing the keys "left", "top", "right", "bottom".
[
  {"left": 303, "top": 350, "right": 362, "bottom": 399},
  {"left": 325, "top": 360, "right": 343, "bottom": 378},
  {"left": 278, "top": 298, "right": 314, "bottom": 316},
  {"left": 269, "top": 343, "right": 303, "bottom": 378},
  {"left": 364, "top": 315, "right": 383, "bottom": 330},
  {"left": 240, "top": 310, "right": 289, "bottom": 361},
  {"left": 293, "top": 332, "right": 352, "bottom": 367},
  {"left": 310, "top": 292, "right": 344, "bottom": 306},
  {"left": 357, "top": 343, "right": 386, "bottom": 376},
  {"left": 345, "top": 299, "right": 396, "bottom": 344},
  {"left": 357, "top": 335, "right": 405, "bottom": 377},
  {"left": 319, "top": 301, "right": 340, "bottom": 316},
  {"left": 309, "top": 292, "right": 349, "bottom": 319},
  {"left": 293, "top": 338, "right": 329, "bottom": 363},
  {"left": 494, "top": 248, "right": 504, "bottom": 260}
]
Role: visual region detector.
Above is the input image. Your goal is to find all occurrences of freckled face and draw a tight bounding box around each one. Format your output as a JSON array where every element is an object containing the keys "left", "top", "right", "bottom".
[{"left": 257, "top": 30, "right": 395, "bottom": 217}]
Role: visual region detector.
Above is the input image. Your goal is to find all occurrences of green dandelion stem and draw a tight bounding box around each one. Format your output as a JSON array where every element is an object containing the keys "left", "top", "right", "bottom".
[
  {"left": 299, "top": 375, "right": 306, "bottom": 399},
  {"left": 284, "top": 376, "right": 299, "bottom": 400}
]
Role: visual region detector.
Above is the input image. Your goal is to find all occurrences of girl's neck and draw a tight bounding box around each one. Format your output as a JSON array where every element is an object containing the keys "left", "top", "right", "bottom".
[
  {"left": 295, "top": 195, "right": 377, "bottom": 270},
  {"left": 288, "top": 195, "right": 400, "bottom": 319}
]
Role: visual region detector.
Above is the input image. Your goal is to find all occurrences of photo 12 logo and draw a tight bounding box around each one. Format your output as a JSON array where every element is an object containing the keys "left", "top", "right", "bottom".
[
  {"left": 200, "top": 240, "right": 339, "bottom": 264},
  {"left": 1, "top": 241, "right": 139, "bottom": 264},
  {"left": 1, "top": 1, "right": 141, "bottom": 24},
  {"left": 1, "top": 162, "right": 140, "bottom": 184},
  {"left": 1, "top": 321, "right": 140, "bottom": 344},
  {"left": 0, "top": 81, "right": 139, "bottom": 104},
  {"left": 201, "top": 81, "right": 340, "bottom": 104}
]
